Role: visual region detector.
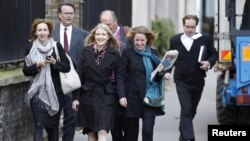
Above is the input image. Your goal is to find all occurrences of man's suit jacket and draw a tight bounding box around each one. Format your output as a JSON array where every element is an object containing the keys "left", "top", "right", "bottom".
[
  {"left": 54, "top": 24, "right": 88, "bottom": 67},
  {"left": 169, "top": 33, "right": 218, "bottom": 83}
]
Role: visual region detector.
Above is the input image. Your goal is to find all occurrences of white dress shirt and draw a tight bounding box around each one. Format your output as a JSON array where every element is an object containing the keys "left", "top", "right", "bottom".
[
  {"left": 181, "top": 33, "right": 202, "bottom": 51},
  {"left": 60, "top": 23, "right": 72, "bottom": 50}
]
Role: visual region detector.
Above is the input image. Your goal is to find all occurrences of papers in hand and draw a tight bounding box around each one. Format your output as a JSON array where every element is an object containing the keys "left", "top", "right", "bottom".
[
  {"left": 198, "top": 45, "right": 208, "bottom": 62},
  {"left": 150, "top": 50, "right": 179, "bottom": 82}
]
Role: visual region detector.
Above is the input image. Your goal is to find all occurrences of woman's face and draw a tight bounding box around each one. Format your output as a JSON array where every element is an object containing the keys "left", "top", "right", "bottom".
[
  {"left": 36, "top": 23, "right": 50, "bottom": 43},
  {"left": 134, "top": 33, "right": 147, "bottom": 51},
  {"left": 95, "top": 28, "right": 109, "bottom": 47}
]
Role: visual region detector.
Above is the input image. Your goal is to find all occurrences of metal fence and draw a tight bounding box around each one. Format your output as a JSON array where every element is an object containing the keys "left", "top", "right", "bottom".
[
  {"left": 0, "top": 0, "right": 45, "bottom": 65},
  {"left": 0, "top": 0, "right": 131, "bottom": 65}
]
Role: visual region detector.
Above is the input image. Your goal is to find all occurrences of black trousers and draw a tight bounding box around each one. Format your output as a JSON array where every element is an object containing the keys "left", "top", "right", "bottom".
[
  {"left": 176, "top": 80, "right": 204, "bottom": 141},
  {"left": 125, "top": 116, "right": 156, "bottom": 141},
  {"left": 31, "top": 95, "right": 63, "bottom": 141},
  {"left": 62, "top": 94, "right": 76, "bottom": 141},
  {"left": 111, "top": 96, "right": 126, "bottom": 141}
]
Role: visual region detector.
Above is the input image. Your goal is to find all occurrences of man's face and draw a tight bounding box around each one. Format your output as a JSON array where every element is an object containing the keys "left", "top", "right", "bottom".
[
  {"left": 58, "top": 5, "right": 74, "bottom": 27},
  {"left": 183, "top": 19, "right": 197, "bottom": 37},
  {"left": 101, "top": 16, "right": 117, "bottom": 33}
]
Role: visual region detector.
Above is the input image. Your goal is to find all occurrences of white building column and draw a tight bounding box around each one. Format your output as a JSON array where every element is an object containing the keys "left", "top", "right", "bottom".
[{"left": 132, "top": 0, "right": 151, "bottom": 27}]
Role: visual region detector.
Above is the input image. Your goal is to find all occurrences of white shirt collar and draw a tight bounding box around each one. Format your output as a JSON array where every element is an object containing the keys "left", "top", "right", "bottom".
[
  {"left": 191, "top": 33, "right": 202, "bottom": 39},
  {"left": 181, "top": 34, "right": 194, "bottom": 51},
  {"left": 59, "top": 23, "right": 73, "bottom": 50},
  {"left": 60, "top": 23, "right": 72, "bottom": 31}
]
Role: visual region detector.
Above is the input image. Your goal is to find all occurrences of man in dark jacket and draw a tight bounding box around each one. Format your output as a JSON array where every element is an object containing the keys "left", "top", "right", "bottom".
[
  {"left": 53, "top": 2, "right": 88, "bottom": 141},
  {"left": 165, "top": 15, "right": 218, "bottom": 141}
]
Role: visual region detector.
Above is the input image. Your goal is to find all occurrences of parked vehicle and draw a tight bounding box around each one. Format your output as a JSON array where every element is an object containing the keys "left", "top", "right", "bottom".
[{"left": 214, "top": 0, "right": 250, "bottom": 124}]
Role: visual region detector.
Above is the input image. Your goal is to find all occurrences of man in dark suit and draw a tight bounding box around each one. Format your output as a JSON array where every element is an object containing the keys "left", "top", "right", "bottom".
[
  {"left": 165, "top": 15, "right": 218, "bottom": 141},
  {"left": 53, "top": 2, "right": 88, "bottom": 141}
]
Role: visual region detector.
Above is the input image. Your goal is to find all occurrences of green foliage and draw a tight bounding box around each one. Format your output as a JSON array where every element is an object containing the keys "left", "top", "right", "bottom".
[{"left": 152, "top": 18, "right": 175, "bottom": 57}]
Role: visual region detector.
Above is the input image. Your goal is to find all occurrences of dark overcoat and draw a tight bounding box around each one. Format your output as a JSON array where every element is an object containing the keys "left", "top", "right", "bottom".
[
  {"left": 54, "top": 24, "right": 89, "bottom": 67},
  {"left": 117, "top": 47, "right": 165, "bottom": 118},
  {"left": 73, "top": 44, "right": 120, "bottom": 131}
]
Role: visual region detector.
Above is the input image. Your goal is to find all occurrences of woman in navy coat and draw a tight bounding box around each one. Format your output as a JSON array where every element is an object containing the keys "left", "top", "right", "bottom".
[
  {"left": 72, "top": 23, "right": 120, "bottom": 141},
  {"left": 117, "top": 26, "right": 165, "bottom": 141}
]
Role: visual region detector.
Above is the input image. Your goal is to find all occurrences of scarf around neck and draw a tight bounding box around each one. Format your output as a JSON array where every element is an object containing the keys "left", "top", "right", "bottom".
[
  {"left": 25, "top": 38, "right": 59, "bottom": 116},
  {"left": 133, "top": 46, "right": 161, "bottom": 89}
]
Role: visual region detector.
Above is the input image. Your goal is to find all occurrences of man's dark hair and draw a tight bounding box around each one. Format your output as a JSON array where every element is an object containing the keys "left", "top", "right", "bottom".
[
  {"left": 57, "top": 2, "right": 75, "bottom": 14},
  {"left": 182, "top": 15, "right": 199, "bottom": 25}
]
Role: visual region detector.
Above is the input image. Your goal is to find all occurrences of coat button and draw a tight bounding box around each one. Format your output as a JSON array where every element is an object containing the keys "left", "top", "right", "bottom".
[
  {"left": 135, "top": 62, "right": 138, "bottom": 65},
  {"left": 135, "top": 72, "right": 138, "bottom": 76}
]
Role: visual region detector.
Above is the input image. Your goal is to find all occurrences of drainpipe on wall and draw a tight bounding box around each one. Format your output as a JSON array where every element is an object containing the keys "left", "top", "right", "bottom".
[{"left": 79, "top": 0, "right": 84, "bottom": 29}]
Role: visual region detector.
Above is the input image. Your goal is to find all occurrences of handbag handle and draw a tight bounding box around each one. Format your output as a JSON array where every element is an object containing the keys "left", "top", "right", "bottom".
[{"left": 53, "top": 42, "right": 61, "bottom": 62}]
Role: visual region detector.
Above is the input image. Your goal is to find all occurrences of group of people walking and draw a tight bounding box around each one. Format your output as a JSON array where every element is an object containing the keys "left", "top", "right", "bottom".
[{"left": 22, "top": 2, "right": 218, "bottom": 141}]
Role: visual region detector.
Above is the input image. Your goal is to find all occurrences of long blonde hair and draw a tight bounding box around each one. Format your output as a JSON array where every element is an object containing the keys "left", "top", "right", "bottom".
[{"left": 84, "top": 23, "right": 118, "bottom": 50}]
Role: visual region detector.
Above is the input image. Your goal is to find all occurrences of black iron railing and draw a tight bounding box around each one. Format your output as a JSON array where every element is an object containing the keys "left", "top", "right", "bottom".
[{"left": 0, "top": 0, "right": 45, "bottom": 66}]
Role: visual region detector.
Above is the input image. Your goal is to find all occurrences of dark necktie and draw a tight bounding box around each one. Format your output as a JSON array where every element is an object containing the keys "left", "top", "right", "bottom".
[{"left": 64, "top": 28, "right": 69, "bottom": 53}]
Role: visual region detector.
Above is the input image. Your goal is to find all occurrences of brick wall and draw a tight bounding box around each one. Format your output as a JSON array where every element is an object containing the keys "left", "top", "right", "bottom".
[{"left": 46, "top": 0, "right": 82, "bottom": 27}]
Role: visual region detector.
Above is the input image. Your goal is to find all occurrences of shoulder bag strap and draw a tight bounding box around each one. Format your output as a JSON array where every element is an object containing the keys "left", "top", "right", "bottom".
[{"left": 53, "top": 41, "right": 61, "bottom": 62}]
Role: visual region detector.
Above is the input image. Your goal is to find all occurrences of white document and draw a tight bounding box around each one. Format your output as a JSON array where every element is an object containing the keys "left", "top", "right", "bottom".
[
  {"left": 150, "top": 50, "right": 179, "bottom": 82},
  {"left": 198, "top": 45, "right": 204, "bottom": 62}
]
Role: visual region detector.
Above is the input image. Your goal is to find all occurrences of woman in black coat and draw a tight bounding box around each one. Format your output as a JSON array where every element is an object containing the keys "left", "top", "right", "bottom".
[
  {"left": 23, "top": 18, "right": 70, "bottom": 141},
  {"left": 117, "top": 26, "right": 165, "bottom": 141},
  {"left": 72, "top": 23, "right": 120, "bottom": 141}
]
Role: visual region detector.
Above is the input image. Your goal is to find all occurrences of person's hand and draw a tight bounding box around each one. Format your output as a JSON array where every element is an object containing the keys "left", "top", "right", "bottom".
[
  {"left": 72, "top": 100, "right": 80, "bottom": 112},
  {"left": 164, "top": 72, "right": 172, "bottom": 80},
  {"left": 156, "top": 64, "right": 164, "bottom": 75},
  {"left": 199, "top": 61, "right": 210, "bottom": 71},
  {"left": 164, "top": 50, "right": 179, "bottom": 60},
  {"left": 36, "top": 60, "right": 47, "bottom": 68},
  {"left": 45, "top": 56, "right": 56, "bottom": 65},
  {"left": 119, "top": 97, "right": 127, "bottom": 107}
]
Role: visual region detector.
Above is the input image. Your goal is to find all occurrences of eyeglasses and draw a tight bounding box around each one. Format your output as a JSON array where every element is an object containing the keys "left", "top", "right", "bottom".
[
  {"left": 184, "top": 25, "right": 196, "bottom": 29},
  {"left": 61, "top": 12, "right": 74, "bottom": 16}
]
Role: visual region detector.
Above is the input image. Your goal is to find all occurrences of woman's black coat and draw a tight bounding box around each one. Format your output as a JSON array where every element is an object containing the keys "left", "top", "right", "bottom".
[
  {"left": 73, "top": 45, "right": 120, "bottom": 131},
  {"left": 117, "top": 47, "right": 165, "bottom": 118}
]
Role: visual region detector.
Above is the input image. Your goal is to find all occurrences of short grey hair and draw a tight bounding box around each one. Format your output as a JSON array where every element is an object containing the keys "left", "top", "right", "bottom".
[{"left": 100, "top": 10, "right": 117, "bottom": 22}]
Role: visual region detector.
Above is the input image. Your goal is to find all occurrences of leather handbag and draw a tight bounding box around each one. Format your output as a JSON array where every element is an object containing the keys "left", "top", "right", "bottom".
[{"left": 53, "top": 42, "right": 81, "bottom": 94}]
